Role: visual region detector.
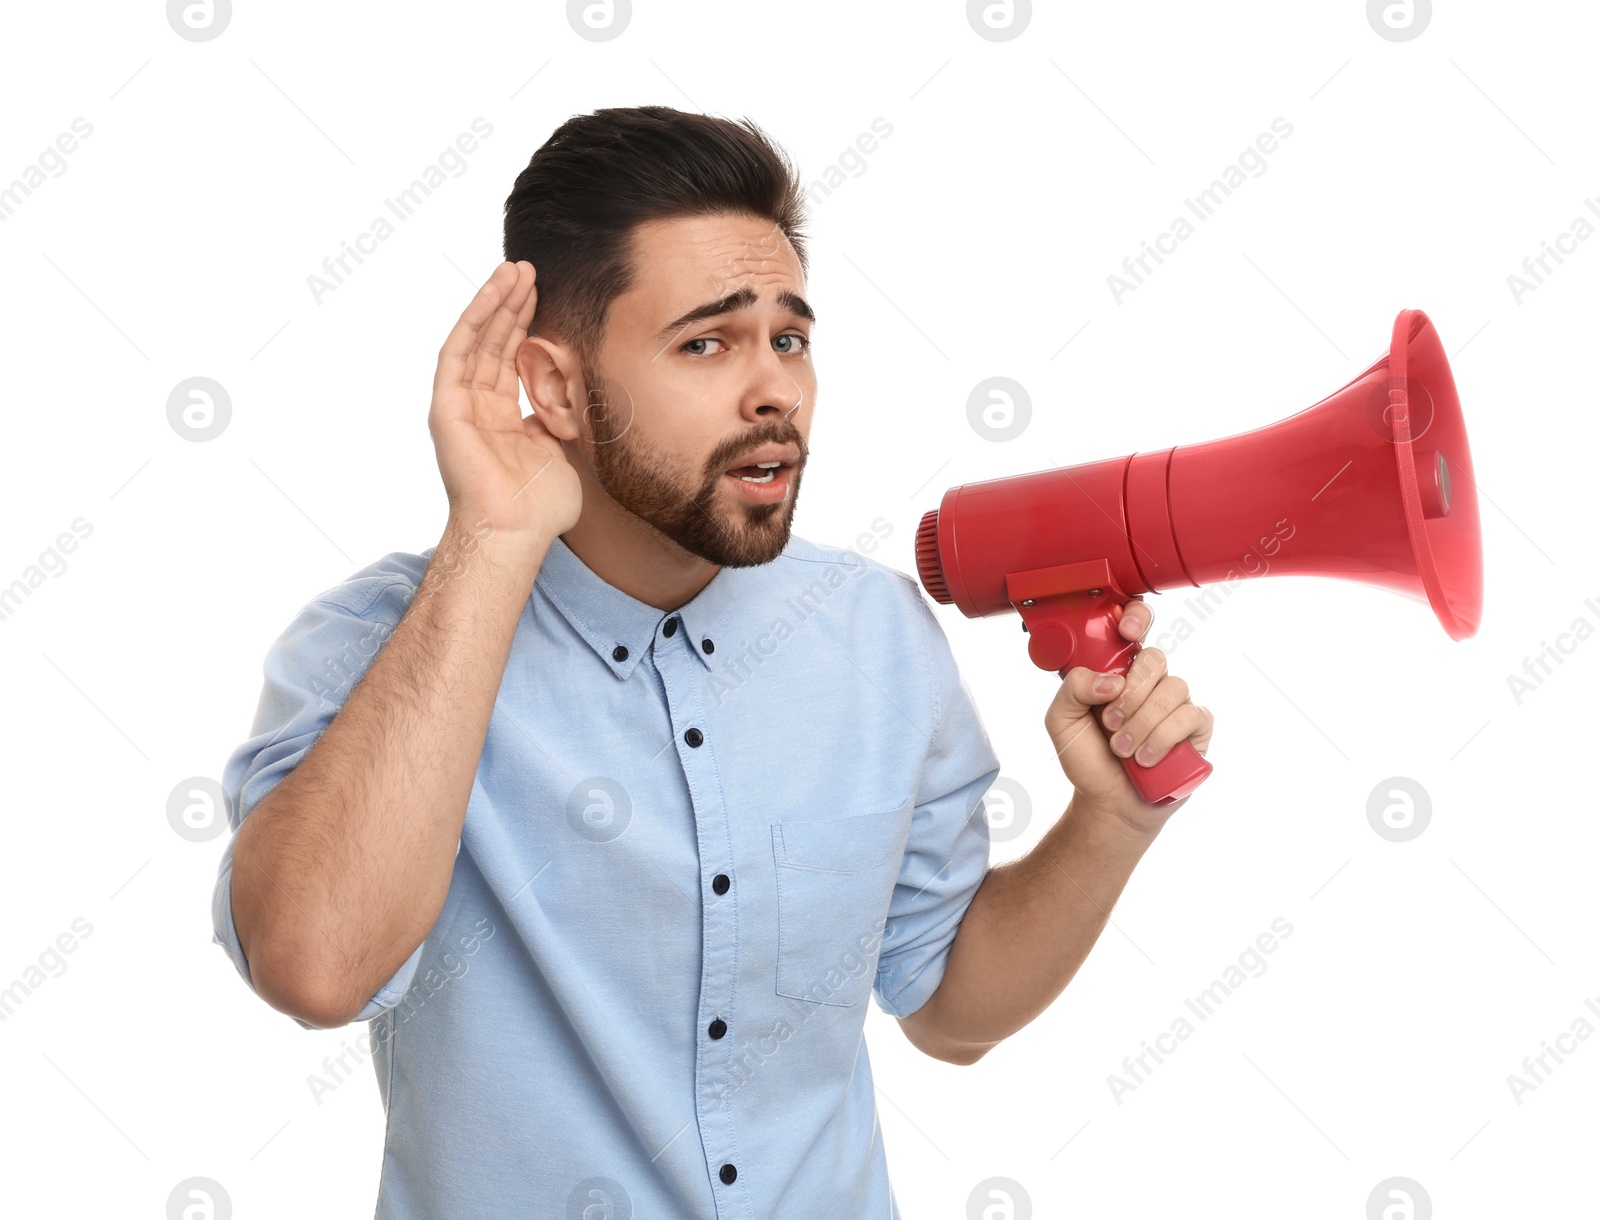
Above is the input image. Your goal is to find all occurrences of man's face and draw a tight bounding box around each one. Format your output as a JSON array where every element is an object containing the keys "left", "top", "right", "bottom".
[{"left": 577, "top": 211, "right": 816, "bottom": 568}]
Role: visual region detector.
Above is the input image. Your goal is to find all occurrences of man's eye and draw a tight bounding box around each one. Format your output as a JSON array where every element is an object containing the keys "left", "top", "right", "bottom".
[{"left": 681, "top": 334, "right": 811, "bottom": 357}]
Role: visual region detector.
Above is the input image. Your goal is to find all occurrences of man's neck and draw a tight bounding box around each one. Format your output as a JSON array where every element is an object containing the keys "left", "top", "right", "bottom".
[{"left": 558, "top": 508, "right": 720, "bottom": 613}]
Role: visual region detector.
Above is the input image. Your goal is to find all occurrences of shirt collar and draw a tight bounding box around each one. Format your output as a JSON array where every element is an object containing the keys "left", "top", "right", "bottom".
[{"left": 534, "top": 534, "right": 757, "bottom": 679}]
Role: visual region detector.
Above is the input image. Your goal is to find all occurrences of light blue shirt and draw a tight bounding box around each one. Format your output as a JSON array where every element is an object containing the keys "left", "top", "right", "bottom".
[{"left": 212, "top": 529, "right": 1000, "bottom": 1218}]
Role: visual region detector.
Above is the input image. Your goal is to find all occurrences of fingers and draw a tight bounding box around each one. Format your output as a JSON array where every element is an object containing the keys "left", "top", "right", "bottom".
[
  {"left": 435, "top": 262, "right": 514, "bottom": 385},
  {"left": 1105, "top": 668, "right": 1194, "bottom": 764},
  {"left": 470, "top": 262, "right": 537, "bottom": 392},
  {"left": 495, "top": 263, "right": 540, "bottom": 407},
  {"left": 1100, "top": 646, "right": 1166, "bottom": 735},
  {"left": 1118, "top": 599, "right": 1152, "bottom": 642},
  {"left": 432, "top": 262, "right": 535, "bottom": 413},
  {"left": 1122, "top": 702, "right": 1214, "bottom": 767}
]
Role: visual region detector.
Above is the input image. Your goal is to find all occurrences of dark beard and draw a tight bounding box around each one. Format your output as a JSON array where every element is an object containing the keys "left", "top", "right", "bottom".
[{"left": 581, "top": 368, "right": 808, "bottom": 568}]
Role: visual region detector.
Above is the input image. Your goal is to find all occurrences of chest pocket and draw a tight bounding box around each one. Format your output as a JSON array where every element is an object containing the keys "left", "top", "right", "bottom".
[{"left": 771, "top": 797, "right": 913, "bottom": 1007}]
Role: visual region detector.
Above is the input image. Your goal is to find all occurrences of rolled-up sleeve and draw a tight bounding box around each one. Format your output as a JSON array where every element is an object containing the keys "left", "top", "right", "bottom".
[
  {"left": 873, "top": 582, "right": 1000, "bottom": 1019},
  {"left": 211, "top": 570, "right": 428, "bottom": 1027}
]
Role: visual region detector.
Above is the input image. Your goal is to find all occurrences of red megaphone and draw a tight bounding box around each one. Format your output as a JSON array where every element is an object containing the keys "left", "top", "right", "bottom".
[{"left": 915, "top": 308, "right": 1483, "bottom": 807}]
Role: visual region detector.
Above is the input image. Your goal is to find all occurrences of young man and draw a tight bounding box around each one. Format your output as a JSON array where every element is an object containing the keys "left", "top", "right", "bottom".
[{"left": 212, "top": 106, "right": 1213, "bottom": 1218}]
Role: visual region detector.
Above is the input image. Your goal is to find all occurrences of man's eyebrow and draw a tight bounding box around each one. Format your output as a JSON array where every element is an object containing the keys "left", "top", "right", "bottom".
[{"left": 653, "top": 286, "right": 817, "bottom": 342}]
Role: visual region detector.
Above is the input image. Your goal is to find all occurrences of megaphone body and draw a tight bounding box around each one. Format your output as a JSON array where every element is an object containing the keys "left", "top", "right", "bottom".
[{"left": 915, "top": 309, "right": 1484, "bottom": 806}]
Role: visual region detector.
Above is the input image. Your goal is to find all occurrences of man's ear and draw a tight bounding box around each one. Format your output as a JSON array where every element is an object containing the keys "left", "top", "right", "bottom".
[{"left": 515, "top": 334, "right": 584, "bottom": 442}]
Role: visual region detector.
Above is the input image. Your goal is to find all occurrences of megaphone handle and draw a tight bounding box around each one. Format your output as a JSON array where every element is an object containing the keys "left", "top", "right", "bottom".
[{"left": 1014, "top": 574, "right": 1214, "bottom": 805}]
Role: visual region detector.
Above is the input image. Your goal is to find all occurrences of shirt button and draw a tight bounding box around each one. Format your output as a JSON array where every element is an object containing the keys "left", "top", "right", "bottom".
[
  {"left": 701, "top": 637, "right": 715, "bottom": 654},
  {"left": 663, "top": 616, "right": 679, "bottom": 638},
  {"left": 712, "top": 873, "right": 730, "bottom": 894},
  {"left": 612, "top": 645, "right": 628, "bottom": 662},
  {"left": 684, "top": 727, "right": 703, "bottom": 748},
  {"left": 719, "top": 1163, "right": 737, "bottom": 1185},
  {"left": 708, "top": 1018, "right": 727, "bottom": 1040}
]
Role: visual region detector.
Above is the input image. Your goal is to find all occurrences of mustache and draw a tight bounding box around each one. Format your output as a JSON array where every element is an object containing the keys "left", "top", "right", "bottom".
[{"left": 705, "top": 424, "right": 808, "bottom": 475}]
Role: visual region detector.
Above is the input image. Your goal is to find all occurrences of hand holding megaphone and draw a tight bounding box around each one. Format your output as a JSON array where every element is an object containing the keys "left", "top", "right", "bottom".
[
  {"left": 1038, "top": 594, "right": 1216, "bottom": 817},
  {"left": 916, "top": 309, "right": 1483, "bottom": 807}
]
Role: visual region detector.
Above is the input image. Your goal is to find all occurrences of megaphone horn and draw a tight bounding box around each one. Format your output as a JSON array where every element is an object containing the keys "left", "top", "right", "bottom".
[{"left": 915, "top": 308, "right": 1484, "bottom": 807}]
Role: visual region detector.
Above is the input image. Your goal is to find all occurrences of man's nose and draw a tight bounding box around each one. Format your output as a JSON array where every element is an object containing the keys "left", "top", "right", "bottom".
[{"left": 743, "top": 345, "right": 805, "bottom": 420}]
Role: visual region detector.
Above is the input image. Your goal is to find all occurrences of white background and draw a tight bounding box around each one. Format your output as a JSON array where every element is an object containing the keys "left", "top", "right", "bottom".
[{"left": 1, "top": 1, "right": 1595, "bottom": 1216}]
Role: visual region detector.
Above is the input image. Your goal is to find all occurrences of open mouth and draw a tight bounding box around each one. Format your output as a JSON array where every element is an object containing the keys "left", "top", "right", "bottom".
[{"left": 728, "top": 461, "right": 783, "bottom": 485}]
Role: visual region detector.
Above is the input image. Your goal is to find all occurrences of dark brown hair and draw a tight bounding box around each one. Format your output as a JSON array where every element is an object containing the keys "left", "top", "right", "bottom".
[{"left": 502, "top": 105, "right": 808, "bottom": 372}]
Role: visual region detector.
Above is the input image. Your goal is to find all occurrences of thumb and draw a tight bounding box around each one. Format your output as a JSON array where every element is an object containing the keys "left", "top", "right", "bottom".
[
  {"left": 521, "top": 407, "right": 571, "bottom": 454},
  {"left": 1044, "top": 666, "right": 1123, "bottom": 758},
  {"left": 522, "top": 405, "right": 554, "bottom": 440}
]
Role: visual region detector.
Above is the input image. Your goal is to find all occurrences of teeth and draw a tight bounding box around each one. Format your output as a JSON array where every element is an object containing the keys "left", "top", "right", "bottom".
[
  {"left": 738, "top": 469, "right": 776, "bottom": 484},
  {"left": 756, "top": 461, "right": 781, "bottom": 468}
]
